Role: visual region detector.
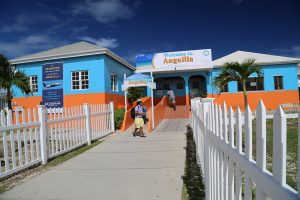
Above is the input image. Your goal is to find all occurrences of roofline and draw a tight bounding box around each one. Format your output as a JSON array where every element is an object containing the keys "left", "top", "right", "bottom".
[
  {"left": 213, "top": 59, "right": 300, "bottom": 68},
  {"left": 10, "top": 49, "right": 135, "bottom": 70}
]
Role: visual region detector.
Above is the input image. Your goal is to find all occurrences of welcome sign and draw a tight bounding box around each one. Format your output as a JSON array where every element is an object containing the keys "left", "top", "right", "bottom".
[{"left": 136, "top": 49, "right": 213, "bottom": 72}]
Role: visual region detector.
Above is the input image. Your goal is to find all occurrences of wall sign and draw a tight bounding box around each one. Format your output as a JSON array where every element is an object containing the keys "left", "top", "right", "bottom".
[
  {"left": 122, "top": 78, "right": 155, "bottom": 91},
  {"left": 136, "top": 49, "right": 213, "bottom": 72},
  {"left": 42, "top": 63, "right": 64, "bottom": 108}
]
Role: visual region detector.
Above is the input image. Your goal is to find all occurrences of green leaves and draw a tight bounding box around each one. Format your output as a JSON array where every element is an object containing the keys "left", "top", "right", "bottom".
[
  {"left": 0, "top": 53, "right": 32, "bottom": 109},
  {"left": 127, "top": 87, "right": 145, "bottom": 104},
  {"left": 213, "top": 58, "right": 263, "bottom": 92}
]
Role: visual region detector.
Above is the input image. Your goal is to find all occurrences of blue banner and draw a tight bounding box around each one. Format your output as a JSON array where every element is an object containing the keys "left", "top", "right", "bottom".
[{"left": 42, "top": 63, "right": 64, "bottom": 108}]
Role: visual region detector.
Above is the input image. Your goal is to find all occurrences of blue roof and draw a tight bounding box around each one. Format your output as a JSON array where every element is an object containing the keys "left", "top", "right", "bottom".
[{"left": 126, "top": 73, "right": 152, "bottom": 80}]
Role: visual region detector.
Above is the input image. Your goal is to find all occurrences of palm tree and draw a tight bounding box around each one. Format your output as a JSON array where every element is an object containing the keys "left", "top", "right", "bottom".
[
  {"left": 213, "top": 58, "right": 263, "bottom": 109},
  {"left": 0, "top": 54, "right": 31, "bottom": 110}
]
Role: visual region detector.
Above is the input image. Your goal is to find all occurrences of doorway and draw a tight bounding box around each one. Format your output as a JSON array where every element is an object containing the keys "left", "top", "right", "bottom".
[{"left": 188, "top": 75, "right": 207, "bottom": 98}]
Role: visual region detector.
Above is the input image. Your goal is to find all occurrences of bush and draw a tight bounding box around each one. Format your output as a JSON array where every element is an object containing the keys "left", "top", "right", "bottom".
[
  {"left": 114, "top": 108, "right": 125, "bottom": 129},
  {"left": 127, "top": 87, "right": 145, "bottom": 104}
]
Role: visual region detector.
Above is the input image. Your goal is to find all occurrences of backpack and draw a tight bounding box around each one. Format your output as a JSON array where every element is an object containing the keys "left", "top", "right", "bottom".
[{"left": 130, "top": 106, "right": 136, "bottom": 119}]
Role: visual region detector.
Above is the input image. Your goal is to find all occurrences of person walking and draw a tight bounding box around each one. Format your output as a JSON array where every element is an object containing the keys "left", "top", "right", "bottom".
[
  {"left": 167, "top": 89, "right": 176, "bottom": 111},
  {"left": 133, "top": 99, "right": 146, "bottom": 137}
]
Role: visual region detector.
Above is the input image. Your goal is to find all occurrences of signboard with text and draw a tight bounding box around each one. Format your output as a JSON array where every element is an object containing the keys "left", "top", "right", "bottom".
[
  {"left": 136, "top": 49, "right": 213, "bottom": 72},
  {"left": 42, "top": 63, "right": 64, "bottom": 108}
]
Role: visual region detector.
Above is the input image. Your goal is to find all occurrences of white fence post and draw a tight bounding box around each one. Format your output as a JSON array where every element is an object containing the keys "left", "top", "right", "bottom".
[
  {"left": 110, "top": 101, "right": 115, "bottom": 133},
  {"left": 38, "top": 105, "right": 48, "bottom": 164},
  {"left": 83, "top": 103, "right": 92, "bottom": 145},
  {"left": 201, "top": 98, "right": 214, "bottom": 200}
]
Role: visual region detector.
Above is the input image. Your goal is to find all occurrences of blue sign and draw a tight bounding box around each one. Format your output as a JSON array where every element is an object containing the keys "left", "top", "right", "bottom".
[{"left": 42, "top": 63, "right": 64, "bottom": 108}]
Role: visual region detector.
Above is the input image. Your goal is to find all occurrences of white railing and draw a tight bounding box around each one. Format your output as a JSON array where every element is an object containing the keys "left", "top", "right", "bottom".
[
  {"left": 191, "top": 98, "right": 298, "bottom": 200},
  {"left": 0, "top": 102, "right": 114, "bottom": 179}
]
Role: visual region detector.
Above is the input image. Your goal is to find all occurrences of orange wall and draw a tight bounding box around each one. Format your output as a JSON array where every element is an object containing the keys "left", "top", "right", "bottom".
[
  {"left": 208, "top": 90, "right": 299, "bottom": 110},
  {"left": 13, "top": 92, "right": 125, "bottom": 110},
  {"left": 105, "top": 93, "right": 125, "bottom": 109},
  {"left": 148, "top": 96, "right": 168, "bottom": 132}
]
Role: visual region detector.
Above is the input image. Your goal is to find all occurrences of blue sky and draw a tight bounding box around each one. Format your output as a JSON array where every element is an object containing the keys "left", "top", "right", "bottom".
[{"left": 0, "top": 0, "right": 299, "bottom": 64}]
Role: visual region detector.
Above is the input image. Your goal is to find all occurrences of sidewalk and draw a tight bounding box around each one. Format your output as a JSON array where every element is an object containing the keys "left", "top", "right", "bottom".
[{"left": 1, "top": 119, "right": 188, "bottom": 200}]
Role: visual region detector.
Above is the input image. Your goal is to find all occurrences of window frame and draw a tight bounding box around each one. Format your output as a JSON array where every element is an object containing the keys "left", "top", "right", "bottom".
[
  {"left": 71, "top": 70, "right": 89, "bottom": 91},
  {"left": 274, "top": 75, "right": 284, "bottom": 90},
  {"left": 110, "top": 73, "right": 118, "bottom": 92},
  {"left": 220, "top": 83, "right": 229, "bottom": 93},
  {"left": 237, "top": 77, "right": 264, "bottom": 92},
  {"left": 29, "top": 75, "right": 38, "bottom": 94}
]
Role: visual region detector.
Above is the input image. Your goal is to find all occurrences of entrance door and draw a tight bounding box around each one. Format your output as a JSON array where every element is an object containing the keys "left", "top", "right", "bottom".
[{"left": 189, "top": 75, "right": 207, "bottom": 98}]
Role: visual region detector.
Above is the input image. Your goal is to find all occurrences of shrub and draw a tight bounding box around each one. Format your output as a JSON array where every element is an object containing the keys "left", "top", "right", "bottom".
[
  {"left": 127, "top": 87, "right": 145, "bottom": 104},
  {"left": 114, "top": 108, "right": 125, "bottom": 129}
]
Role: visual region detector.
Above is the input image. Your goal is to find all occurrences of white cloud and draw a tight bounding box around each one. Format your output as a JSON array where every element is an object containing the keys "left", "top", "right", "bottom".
[
  {"left": 0, "top": 34, "right": 64, "bottom": 59},
  {"left": 0, "top": 13, "right": 58, "bottom": 33},
  {"left": 272, "top": 45, "right": 300, "bottom": 58},
  {"left": 79, "top": 36, "right": 119, "bottom": 48},
  {"left": 1, "top": 15, "right": 33, "bottom": 33},
  {"left": 72, "top": 0, "right": 138, "bottom": 23}
]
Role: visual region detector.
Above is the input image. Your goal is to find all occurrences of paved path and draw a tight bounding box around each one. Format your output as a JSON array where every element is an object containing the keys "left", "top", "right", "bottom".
[{"left": 1, "top": 119, "right": 188, "bottom": 200}]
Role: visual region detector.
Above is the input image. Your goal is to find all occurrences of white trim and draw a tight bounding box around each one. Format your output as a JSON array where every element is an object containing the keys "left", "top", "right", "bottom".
[
  {"left": 11, "top": 49, "right": 135, "bottom": 70},
  {"left": 213, "top": 60, "right": 300, "bottom": 68},
  {"left": 71, "top": 70, "right": 89, "bottom": 91},
  {"left": 110, "top": 73, "right": 118, "bottom": 92},
  {"left": 29, "top": 75, "right": 38, "bottom": 94}
]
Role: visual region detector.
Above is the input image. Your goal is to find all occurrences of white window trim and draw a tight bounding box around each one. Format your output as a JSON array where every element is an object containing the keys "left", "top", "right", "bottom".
[
  {"left": 71, "top": 70, "right": 89, "bottom": 91},
  {"left": 110, "top": 73, "right": 118, "bottom": 92},
  {"left": 29, "top": 75, "right": 38, "bottom": 94}
]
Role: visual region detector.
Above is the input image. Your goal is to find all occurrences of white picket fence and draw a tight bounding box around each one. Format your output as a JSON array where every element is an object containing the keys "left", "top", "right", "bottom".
[
  {"left": 191, "top": 98, "right": 299, "bottom": 200},
  {"left": 0, "top": 102, "right": 114, "bottom": 179}
]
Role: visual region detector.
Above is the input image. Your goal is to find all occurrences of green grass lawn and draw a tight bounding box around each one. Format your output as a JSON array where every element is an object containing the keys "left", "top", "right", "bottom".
[{"left": 251, "top": 119, "right": 298, "bottom": 190}]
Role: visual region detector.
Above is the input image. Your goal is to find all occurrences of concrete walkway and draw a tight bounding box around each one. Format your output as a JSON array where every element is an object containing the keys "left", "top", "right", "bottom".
[{"left": 1, "top": 119, "right": 188, "bottom": 200}]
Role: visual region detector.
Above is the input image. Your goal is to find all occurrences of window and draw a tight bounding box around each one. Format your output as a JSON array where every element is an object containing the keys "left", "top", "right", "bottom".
[
  {"left": 274, "top": 76, "right": 283, "bottom": 90},
  {"left": 220, "top": 83, "right": 228, "bottom": 92},
  {"left": 29, "top": 76, "right": 38, "bottom": 93},
  {"left": 163, "top": 83, "right": 170, "bottom": 90},
  {"left": 110, "top": 73, "right": 118, "bottom": 91},
  {"left": 176, "top": 82, "right": 184, "bottom": 90},
  {"left": 72, "top": 71, "right": 89, "bottom": 90},
  {"left": 238, "top": 77, "right": 264, "bottom": 91}
]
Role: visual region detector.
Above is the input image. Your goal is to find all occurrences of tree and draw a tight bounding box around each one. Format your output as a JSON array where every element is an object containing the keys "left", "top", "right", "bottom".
[
  {"left": 0, "top": 54, "right": 31, "bottom": 110},
  {"left": 127, "top": 87, "right": 145, "bottom": 104},
  {"left": 213, "top": 58, "right": 263, "bottom": 109}
]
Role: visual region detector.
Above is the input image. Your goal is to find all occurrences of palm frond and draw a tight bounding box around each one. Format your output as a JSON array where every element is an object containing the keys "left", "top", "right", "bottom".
[
  {"left": 213, "top": 58, "right": 263, "bottom": 94},
  {"left": 12, "top": 71, "right": 32, "bottom": 94}
]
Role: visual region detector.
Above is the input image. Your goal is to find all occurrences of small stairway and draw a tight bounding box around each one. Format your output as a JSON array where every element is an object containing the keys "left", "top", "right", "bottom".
[{"left": 164, "top": 105, "right": 190, "bottom": 119}]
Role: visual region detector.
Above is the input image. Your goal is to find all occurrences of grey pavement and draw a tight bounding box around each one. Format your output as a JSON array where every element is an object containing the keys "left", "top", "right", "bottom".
[{"left": 1, "top": 119, "right": 189, "bottom": 200}]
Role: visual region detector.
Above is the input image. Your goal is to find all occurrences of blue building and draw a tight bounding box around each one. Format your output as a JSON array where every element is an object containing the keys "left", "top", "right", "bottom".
[
  {"left": 11, "top": 41, "right": 135, "bottom": 109},
  {"left": 10, "top": 41, "right": 300, "bottom": 111}
]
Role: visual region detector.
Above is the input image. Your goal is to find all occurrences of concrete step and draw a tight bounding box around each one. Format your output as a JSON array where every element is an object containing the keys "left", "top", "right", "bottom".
[{"left": 164, "top": 105, "right": 190, "bottom": 119}]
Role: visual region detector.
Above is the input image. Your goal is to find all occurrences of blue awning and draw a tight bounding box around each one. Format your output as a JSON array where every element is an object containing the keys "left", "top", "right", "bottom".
[{"left": 125, "top": 73, "right": 152, "bottom": 80}]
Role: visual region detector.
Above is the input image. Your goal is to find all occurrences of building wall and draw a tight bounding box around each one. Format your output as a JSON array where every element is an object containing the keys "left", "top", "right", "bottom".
[
  {"left": 104, "top": 56, "right": 134, "bottom": 107},
  {"left": 153, "top": 71, "right": 208, "bottom": 105},
  {"left": 13, "top": 55, "right": 133, "bottom": 109},
  {"left": 210, "top": 63, "right": 299, "bottom": 110}
]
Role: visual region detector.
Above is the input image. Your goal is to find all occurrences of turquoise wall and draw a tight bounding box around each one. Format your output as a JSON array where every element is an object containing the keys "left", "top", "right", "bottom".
[
  {"left": 104, "top": 56, "right": 134, "bottom": 95},
  {"left": 149, "top": 63, "right": 298, "bottom": 98},
  {"left": 211, "top": 63, "right": 298, "bottom": 93},
  {"left": 152, "top": 71, "right": 209, "bottom": 98},
  {"left": 14, "top": 55, "right": 133, "bottom": 98}
]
